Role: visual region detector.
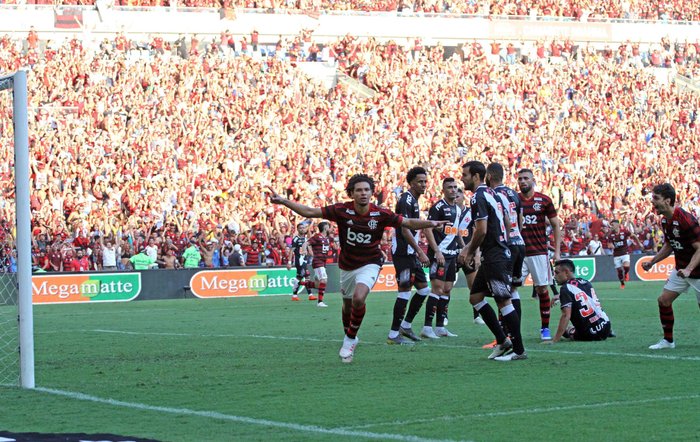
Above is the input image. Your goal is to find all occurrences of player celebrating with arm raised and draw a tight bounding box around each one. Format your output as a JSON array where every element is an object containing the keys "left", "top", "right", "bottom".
[
  {"left": 460, "top": 161, "right": 526, "bottom": 361},
  {"left": 269, "top": 174, "right": 447, "bottom": 363},
  {"left": 387, "top": 167, "right": 432, "bottom": 345},
  {"left": 642, "top": 183, "right": 700, "bottom": 350},
  {"left": 421, "top": 177, "right": 462, "bottom": 339},
  {"left": 517, "top": 168, "right": 562, "bottom": 341}
]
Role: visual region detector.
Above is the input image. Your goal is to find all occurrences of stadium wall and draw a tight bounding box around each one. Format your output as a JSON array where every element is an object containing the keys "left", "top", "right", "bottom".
[
  {"left": 24, "top": 254, "right": 673, "bottom": 304},
  {"left": 2, "top": 7, "right": 700, "bottom": 44}
]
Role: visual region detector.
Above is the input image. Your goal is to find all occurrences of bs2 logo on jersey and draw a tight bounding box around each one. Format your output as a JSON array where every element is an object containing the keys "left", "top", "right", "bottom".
[{"left": 347, "top": 229, "right": 372, "bottom": 246}]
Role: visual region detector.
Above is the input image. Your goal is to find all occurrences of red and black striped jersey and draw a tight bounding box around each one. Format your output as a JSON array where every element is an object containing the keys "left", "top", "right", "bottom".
[
  {"left": 321, "top": 202, "right": 403, "bottom": 270},
  {"left": 307, "top": 233, "right": 330, "bottom": 269},
  {"left": 519, "top": 191, "right": 557, "bottom": 257},
  {"left": 661, "top": 207, "right": 700, "bottom": 279},
  {"left": 607, "top": 229, "right": 632, "bottom": 257}
]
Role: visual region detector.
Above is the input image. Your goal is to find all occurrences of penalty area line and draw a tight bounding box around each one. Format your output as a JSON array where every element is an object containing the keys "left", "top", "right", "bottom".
[
  {"left": 340, "top": 394, "right": 700, "bottom": 430},
  {"left": 33, "top": 386, "right": 468, "bottom": 442},
  {"left": 86, "top": 329, "right": 700, "bottom": 362}
]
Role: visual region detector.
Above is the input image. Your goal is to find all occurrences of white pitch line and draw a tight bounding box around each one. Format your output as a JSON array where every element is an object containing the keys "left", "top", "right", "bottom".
[
  {"left": 31, "top": 386, "right": 468, "bottom": 442},
  {"left": 45, "top": 329, "right": 700, "bottom": 362},
  {"left": 339, "top": 394, "right": 700, "bottom": 431}
]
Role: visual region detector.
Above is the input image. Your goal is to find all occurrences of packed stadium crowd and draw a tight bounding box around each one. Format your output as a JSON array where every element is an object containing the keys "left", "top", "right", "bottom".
[
  {"left": 0, "top": 26, "right": 698, "bottom": 272},
  {"left": 4, "top": 0, "right": 700, "bottom": 22}
]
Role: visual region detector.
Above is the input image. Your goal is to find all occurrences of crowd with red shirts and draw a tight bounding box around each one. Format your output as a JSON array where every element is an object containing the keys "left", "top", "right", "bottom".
[
  {"left": 4, "top": 0, "right": 700, "bottom": 22},
  {"left": 0, "top": 27, "right": 698, "bottom": 272}
]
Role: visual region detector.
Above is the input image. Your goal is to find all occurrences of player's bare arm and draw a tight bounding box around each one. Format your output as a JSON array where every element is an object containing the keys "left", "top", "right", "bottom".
[
  {"left": 401, "top": 218, "right": 448, "bottom": 231},
  {"left": 641, "top": 242, "right": 673, "bottom": 271},
  {"left": 459, "top": 219, "right": 486, "bottom": 265},
  {"left": 286, "top": 246, "right": 294, "bottom": 270},
  {"left": 550, "top": 215, "right": 562, "bottom": 261},
  {"left": 268, "top": 187, "right": 322, "bottom": 218},
  {"left": 678, "top": 241, "right": 700, "bottom": 278},
  {"left": 402, "top": 226, "right": 429, "bottom": 266},
  {"left": 518, "top": 211, "right": 524, "bottom": 232},
  {"left": 545, "top": 306, "right": 571, "bottom": 344},
  {"left": 423, "top": 225, "right": 444, "bottom": 267}
]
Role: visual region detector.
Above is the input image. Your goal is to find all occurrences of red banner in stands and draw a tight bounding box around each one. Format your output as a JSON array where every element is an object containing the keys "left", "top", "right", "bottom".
[{"left": 54, "top": 8, "right": 82, "bottom": 29}]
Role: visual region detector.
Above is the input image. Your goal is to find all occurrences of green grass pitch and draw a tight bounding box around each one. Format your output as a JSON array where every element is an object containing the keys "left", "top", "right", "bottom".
[{"left": 1, "top": 281, "right": 700, "bottom": 441}]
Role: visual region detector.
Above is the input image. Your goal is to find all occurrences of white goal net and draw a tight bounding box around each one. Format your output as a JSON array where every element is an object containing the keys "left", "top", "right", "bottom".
[{"left": 0, "top": 252, "right": 19, "bottom": 387}]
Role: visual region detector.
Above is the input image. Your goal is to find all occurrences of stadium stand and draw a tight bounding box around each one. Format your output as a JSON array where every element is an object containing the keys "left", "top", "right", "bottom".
[
  {"left": 0, "top": 19, "right": 699, "bottom": 270},
  {"left": 3, "top": 1, "right": 700, "bottom": 22}
]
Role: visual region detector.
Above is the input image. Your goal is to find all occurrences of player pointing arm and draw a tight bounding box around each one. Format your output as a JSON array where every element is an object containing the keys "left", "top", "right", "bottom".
[
  {"left": 268, "top": 188, "right": 446, "bottom": 232},
  {"left": 268, "top": 176, "right": 445, "bottom": 364}
]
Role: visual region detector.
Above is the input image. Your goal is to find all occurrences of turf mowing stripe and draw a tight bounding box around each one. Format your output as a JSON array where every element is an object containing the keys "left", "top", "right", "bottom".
[
  {"left": 85, "top": 329, "right": 700, "bottom": 362},
  {"left": 339, "top": 394, "right": 700, "bottom": 430},
  {"left": 32, "top": 386, "right": 468, "bottom": 442}
]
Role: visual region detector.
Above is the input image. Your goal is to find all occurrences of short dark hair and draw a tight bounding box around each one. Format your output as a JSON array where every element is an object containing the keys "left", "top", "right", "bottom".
[
  {"left": 346, "top": 174, "right": 375, "bottom": 196},
  {"left": 462, "top": 160, "right": 486, "bottom": 181},
  {"left": 652, "top": 183, "right": 676, "bottom": 206},
  {"left": 486, "top": 162, "right": 505, "bottom": 183},
  {"left": 318, "top": 221, "right": 330, "bottom": 232},
  {"left": 406, "top": 166, "right": 427, "bottom": 184},
  {"left": 555, "top": 259, "right": 576, "bottom": 274},
  {"left": 442, "top": 177, "right": 456, "bottom": 186},
  {"left": 518, "top": 168, "right": 534, "bottom": 176}
]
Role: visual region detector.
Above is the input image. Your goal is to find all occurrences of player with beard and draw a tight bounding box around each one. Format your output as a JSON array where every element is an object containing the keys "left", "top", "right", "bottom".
[
  {"left": 269, "top": 174, "right": 447, "bottom": 363},
  {"left": 607, "top": 219, "right": 641, "bottom": 289},
  {"left": 642, "top": 183, "right": 700, "bottom": 350},
  {"left": 460, "top": 161, "right": 526, "bottom": 361},
  {"left": 517, "top": 168, "right": 561, "bottom": 341},
  {"left": 421, "top": 177, "right": 462, "bottom": 339},
  {"left": 387, "top": 167, "right": 432, "bottom": 345},
  {"left": 288, "top": 222, "right": 315, "bottom": 302}
]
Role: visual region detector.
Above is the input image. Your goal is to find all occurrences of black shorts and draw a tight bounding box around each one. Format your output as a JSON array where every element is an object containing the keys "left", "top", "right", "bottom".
[
  {"left": 571, "top": 321, "right": 611, "bottom": 341},
  {"left": 295, "top": 261, "right": 309, "bottom": 278},
  {"left": 509, "top": 244, "right": 525, "bottom": 286},
  {"left": 429, "top": 257, "right": 458, "bottom": 282},
  {"left": 471, "top": 259, "right": 513, "bottom": 299},
  {"left": 393, "top": 255, "right": 428, "bottom": 287}
]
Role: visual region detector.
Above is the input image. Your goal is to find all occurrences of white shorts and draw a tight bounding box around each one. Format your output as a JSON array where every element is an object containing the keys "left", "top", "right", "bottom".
[
  {"left": 522, "top": 254, "right": 553, "bottom": 287},
  {"left": 664, "top": 272, "right": 700, "bottom": 302},
  {"left": 340, "top": 264, "right": 381, "bottom": 300},
  {"left": 313, "top": 266, "right": 328, "bottom": 281},
  {"left": 613, "top": 255, "right": 631, "bottom": 268}
]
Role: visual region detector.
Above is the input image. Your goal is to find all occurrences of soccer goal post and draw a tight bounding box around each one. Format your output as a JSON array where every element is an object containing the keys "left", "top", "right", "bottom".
[{"left": 0, "top": 70, "right": 34, "bottom": 389}]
